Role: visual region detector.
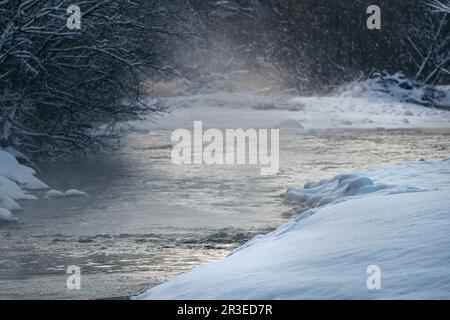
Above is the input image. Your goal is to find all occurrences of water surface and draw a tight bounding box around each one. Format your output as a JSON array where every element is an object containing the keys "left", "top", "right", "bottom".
[{"left": 1, "top": 129, "right": 449, "bottom": 299}]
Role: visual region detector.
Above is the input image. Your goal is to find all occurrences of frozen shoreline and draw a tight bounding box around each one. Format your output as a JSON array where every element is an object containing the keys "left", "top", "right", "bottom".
[
  {"left": 0, "top": 149, "right": 88, "bottom": 223},
  {"left": 124, "top": 91, "right": 450, "bottom": 132},
  {"left": 0, "top": 149, "right": 48, "bottom": 222},
  {"left": 136, "top": 158, "right": 450, "bottom": 300}
]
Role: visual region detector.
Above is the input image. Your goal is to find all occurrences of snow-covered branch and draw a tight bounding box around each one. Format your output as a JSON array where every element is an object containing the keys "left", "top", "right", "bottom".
[
  {"left": 0, "top": 0, "right": 172, "bottom": 156},
  {"left": 429, "top": 0, "right": 450, "bottom": 13}
]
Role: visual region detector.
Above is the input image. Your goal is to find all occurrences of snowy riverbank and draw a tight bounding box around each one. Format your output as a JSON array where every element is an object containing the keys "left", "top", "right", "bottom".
[
  {"left": 136, "top": 158, "right": 450, "bottom": 299},
  {"left": 0, "top": 149, "right": 88, "bottom": 223},
  {"left": 126, "top": 88, "right": 450, "bottom": 132},
  {"left": 0, "top": 149, "right": 48, "bottom": 222}
]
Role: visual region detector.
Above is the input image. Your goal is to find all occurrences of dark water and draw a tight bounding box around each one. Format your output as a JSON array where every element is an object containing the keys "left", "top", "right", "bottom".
[{"left": 1, "top": 129, "right": 450, "bottom": 299}]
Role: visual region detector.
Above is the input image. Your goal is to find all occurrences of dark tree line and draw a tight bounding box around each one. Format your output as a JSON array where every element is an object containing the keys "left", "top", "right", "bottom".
[
  {"left": 263, "top": 0, "right": 449, "bottom": 88},
  {"left": 169, "top": 0, "right": 449, "bottom": 91},
  {"left": 1, "top": 0, "right": 449, "bottom": 157}
]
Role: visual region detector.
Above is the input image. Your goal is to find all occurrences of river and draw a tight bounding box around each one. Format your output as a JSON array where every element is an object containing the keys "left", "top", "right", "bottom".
[{"left": 1, "top": 128, "right": 449, "bottom": 299}]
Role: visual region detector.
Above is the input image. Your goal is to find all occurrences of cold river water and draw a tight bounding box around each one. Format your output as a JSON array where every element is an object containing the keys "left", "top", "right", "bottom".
[{"left": 1, "top": 129, "right": 450, "bottom": 299}]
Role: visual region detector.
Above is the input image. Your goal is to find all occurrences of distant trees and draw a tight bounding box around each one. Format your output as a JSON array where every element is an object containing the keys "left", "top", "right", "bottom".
[
  {"left": 256, "top": 0, "right": 448, "bottom": 88},
  {"left": 0, "top": 0, "right": 172, "bottom": 157},
  {"left": 169, "top": 0, "right": 449, "bottom": 91},
  {"left": 409, "top": 0, "right": 449, "bottom": 83},
  {"left": 258, "top": 0, "right": 434, "bottom": 89},
  {"left": 1, "top": 1, "right": 449, "bottom": 158}
]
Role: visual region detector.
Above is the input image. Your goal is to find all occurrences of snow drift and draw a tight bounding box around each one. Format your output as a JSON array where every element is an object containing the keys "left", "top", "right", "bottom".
[
  {"left": 342, "top": 72, "right": 450, "bottom": 110},
  {"left": 0, "top": 149, "right": 48, "bottom": 222},
  {"left": 0, "top": 148, "right": 89, "bottom": 222},
  {"left": 284, "top": 158, "right": 450, "bottom": 209},
  {"left": 136, "top": 158, "right": 450, "bottom": 300},
  {"left": 131, "top": 89, "right": 450, "bottom": 133}
]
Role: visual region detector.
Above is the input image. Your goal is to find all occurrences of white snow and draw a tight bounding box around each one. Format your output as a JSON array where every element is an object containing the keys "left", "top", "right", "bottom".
[
  {"left": 285, "top": 174, "right": 385, "bottom": 207},
  {"left": 123, "top": 90, "right": 450, "bottom": 132},
  {"left": 64, "top": 189, "right": 88, "bottom": 198},
  {"left": 0, "top": 208, "right": 18, "bottom": 223},
  {"left": 341, "top": 73, "right": 450, "bottom": 110},
  {"left": 43, "top": 189, "right": 66, "bottom": 199},
  {"left": 0, "top": 148, "right": 89, "bottom": 223},
  {"left": 284, "top": 159, "right": 450, "bottom": 208},
  {"left": 43, "top": 189, "right": 88, "bottom": 199},
  {"left": 0, "top": 149, "right": 49, "bottom": 221},
  {"left": 0, "top": 150, "right": 48, "bottom": 190},
  {"left": 0, "top": 195, "right": 22, "bottom": 211},
  {"left": 0, "top": 175, "right": 37, "bottom": 200},
  {"left": 136, "top": 158, "right": 450, "bottom": 300}
]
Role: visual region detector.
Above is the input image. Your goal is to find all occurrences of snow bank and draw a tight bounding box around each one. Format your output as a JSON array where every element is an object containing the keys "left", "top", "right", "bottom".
[
  {"left": 341, "top": 72, "right": 450, "bottom": 110},
  {"left": 0, "top": 208, "right": 17, "bottom": 223},
  {"left": 0, "top": 149, "right": 49, "bottom": 221},
  {"left": 0, "top": 175, "right": 37, "bottom": 201},
  {"left": 0, "top": 150, "right": 48, "bottom": 190},
  {"left": 136, "top": 158, "right": 450, "bottom": 300},
  {"left": 43, "top": 189, "right": 88, "bottom": 199},
  {"left": 0, "top": 195, "right": 22, "bottom": 211},
  {"left": 43, "top": 189, "right": 66, "bottom": 199},
  {"left": 64, "top": 189, "right": 88, "bottom": 198},
  {"left": 285, "top": 159, "right": 450, "bottom": 208},
  {"left": 285, "top": 174, "right": 387, "bottom": 207},
  {"left": 130, "top": 90, "right": 450, "bottom": 132},
  {"left": 0, "top": 148, "right": 88, "bottom": 222}
]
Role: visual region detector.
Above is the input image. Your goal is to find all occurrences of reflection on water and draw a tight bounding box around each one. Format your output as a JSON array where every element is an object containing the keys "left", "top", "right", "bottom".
[{"left": 1, "top": 129, "right": 450, "bottom": 299}]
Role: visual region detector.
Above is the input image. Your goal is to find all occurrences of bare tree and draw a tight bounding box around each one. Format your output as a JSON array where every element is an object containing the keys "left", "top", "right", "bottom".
[
  {"left": 171, "top": 0, "right": 448, "bottom": 91},
  {"left": 405, "top": 1, "right": 449, "bottom": 84},
  {"left": 1, "top": 0, "right": 171, "bottom": 157},
  {"left": 429, "top": 0, "right": 450, "bottom": 13}
]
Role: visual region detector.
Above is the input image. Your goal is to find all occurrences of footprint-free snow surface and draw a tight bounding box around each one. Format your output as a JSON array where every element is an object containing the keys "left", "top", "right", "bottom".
[{"left": 136, "top": 159, "right": 450, "bottom": 299}]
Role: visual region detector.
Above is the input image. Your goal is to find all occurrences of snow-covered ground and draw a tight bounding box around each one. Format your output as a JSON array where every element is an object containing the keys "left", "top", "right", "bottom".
[
  {"left": 0, "top": 149, "right": 48, "bottom": 222},
  {"left": 0, "top": 149, "right": 87, "bottom": 222},
  {"left": 341, "top": 73, "right": 450, "bottom": 110},
  {"left": 125, "top": 90, "right": 450, "bottom": 131},
  {"left": 136, "top": 158, "right": 450, "bottom": 299}
]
